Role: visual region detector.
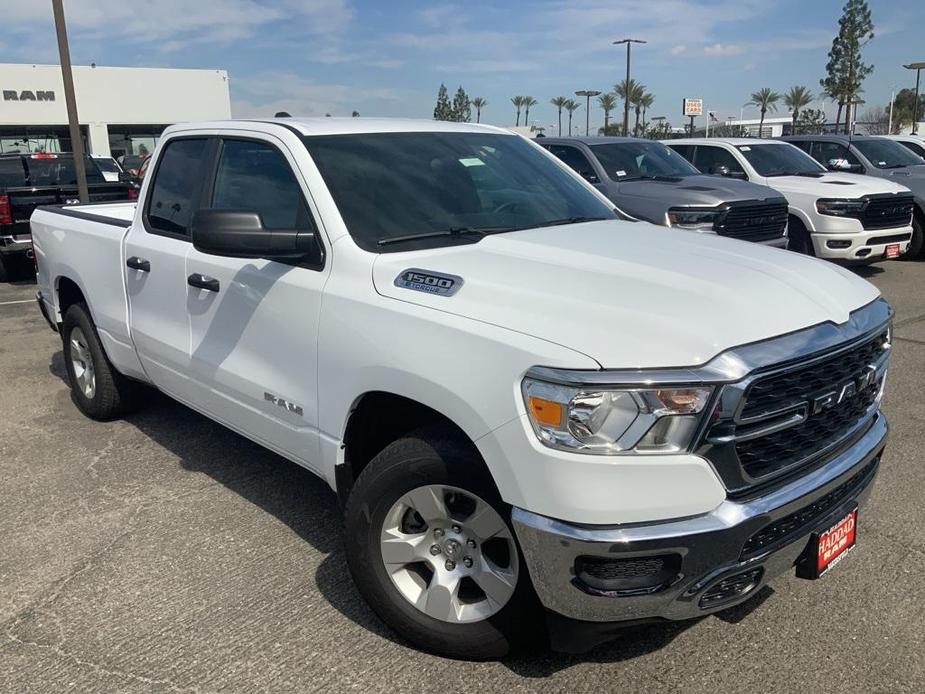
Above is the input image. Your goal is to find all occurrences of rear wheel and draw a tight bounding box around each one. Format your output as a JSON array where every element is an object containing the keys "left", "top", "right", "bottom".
[
  {"left": 787, "top": 217, "right": 815, "bottom": 256},
  {"left": 62, "top": 302, "right": 144, "bottom": 420},
  {"left": 343, "top": 426, "right": 541, "bottom": 659}
]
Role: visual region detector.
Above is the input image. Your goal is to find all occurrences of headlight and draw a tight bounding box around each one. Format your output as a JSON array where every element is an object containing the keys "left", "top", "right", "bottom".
[
  {"left": 666, "top": 207, "right": 720, "bottom": 230},
  {"left": 815, "top": 198, "right": 866, "bottom": 217},
  {"left": 522, "top": 377, "right": 713, "bottom": 455}
]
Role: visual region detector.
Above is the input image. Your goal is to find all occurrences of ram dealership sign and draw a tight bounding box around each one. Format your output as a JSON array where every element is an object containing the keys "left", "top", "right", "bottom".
[{"left": 2, "top": 89, "right": 56, "bottom": 102}]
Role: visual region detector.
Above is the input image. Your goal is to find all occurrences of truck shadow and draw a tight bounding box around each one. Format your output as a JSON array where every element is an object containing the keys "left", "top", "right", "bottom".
[{"left": 47, "top": 356, "right": 774, "bottom": 670}]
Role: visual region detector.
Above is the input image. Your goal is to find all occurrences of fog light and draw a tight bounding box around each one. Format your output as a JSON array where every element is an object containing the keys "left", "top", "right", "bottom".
[
  {"left": 574, "top": 554, "right": 681, "bottom": 595},
  {"left": 826, "top": 240, "right": 851, "bottom": 249}
]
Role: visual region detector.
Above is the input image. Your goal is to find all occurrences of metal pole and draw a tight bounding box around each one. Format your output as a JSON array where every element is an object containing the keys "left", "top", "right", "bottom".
[
  {"left": 623, "top": 42, "right": 631, "bottom": 136},
  {"left": 585, "top": 95, "right": 591, "bottom": 136},
  {"left": 52, "top": 0, "right": 89, "bottom": 203},
  {"left": 888, "top": 90, "right": 895, "bottom": 134},
  {"left": 914, "top": 69, "right": 922, "bottom": 135}
]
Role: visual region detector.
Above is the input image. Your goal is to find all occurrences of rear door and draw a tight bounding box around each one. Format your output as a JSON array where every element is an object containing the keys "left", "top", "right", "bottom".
[
  {"left": 184, "top": 132, "right": 329, "bottom": 468},
  {"left": 124, "top": 136, "right": 213, "bottom": 400}
]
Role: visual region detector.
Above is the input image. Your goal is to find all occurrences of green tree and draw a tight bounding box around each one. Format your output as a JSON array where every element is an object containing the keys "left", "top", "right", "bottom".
[
  {"left": 614, "top": 78, "right": 643, "bottom": 136},
  {"left": 564, "top": 99, "right": 580, "bottom": 136},
  {"left": 639, "top": 92, "right": 655, "bottom": 134},
  {"left": 890, "top": 88, "right": 925, "bottom": 132},
  {"left": 746, "top": 88, "right": 782, "bottom": 137},
  {"left": 351, "top": 110, "right": 360, "bottom": 117},
  {"left": 471, "top": 96, "right": 487, "bottom": 123},
  {"left": 523, "top": 96, "right": 538, "bottom": 127},
  {"left": 629, "top": 82, "right": 646, "bottom": 136},
  {"left": 511, "top": 95, "right": 525, "bottom": 126},
  {"left": 433, "top": 83, "right": 453, "bottom": 121},
  {"left": 451, "top": 86, "right": 471, "bottom": 122},
  {"left": 597, "top": 93, "right": 617, "bottom": 132},
  {"left": 797, "top": 108, "right": 828, "bottom": 134},
  {"left": 784, "top": 86, "right": 814, "bottom": 134},
  {"left": 822, "top": 0, "right": 874, "bottom": 133},
  {"left": 550, "top": 96, "right": 569, "bottom": 136}
]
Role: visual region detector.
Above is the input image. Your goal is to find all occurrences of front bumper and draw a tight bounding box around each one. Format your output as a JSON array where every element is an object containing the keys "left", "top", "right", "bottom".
[
  {"left": 512, "top": 412, "right": 886, "bottom": 629},
  {"left": 810, "top": 225, "right": 912, "bottom": 261}
]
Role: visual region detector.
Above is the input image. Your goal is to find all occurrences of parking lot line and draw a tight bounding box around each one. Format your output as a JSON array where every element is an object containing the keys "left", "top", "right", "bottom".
[{"left": 0, "top": 299, "right": 34, "bottom": 306}]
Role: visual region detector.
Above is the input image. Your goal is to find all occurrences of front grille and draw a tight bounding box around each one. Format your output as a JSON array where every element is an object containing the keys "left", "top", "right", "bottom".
[
  {"left": 865, "top": 233, "right": 912, "bottom": 246},
  {"left": 859, "top": 194, "right": 914, "bottom": 230},
  {"left": 715, "top": 200, "right": 788, "bottom": 243},
  {"left": 740, "top": 330, "right": 887, "bottom": 420},
  {"left": 699, "top": 568, "right": 763, "bottom": 608},
  {"left": 741, "top": 456, "right": 879, "bottom": 559}
]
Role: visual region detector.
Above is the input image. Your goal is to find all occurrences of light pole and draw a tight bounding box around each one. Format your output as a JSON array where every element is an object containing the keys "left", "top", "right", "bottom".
[
  {"left": 575, "top": 90, "right": 601, "bottom": 136},
  {"left": 904, "top": 62, "right": 925, "bottom": 135},
  {"left": 613, "top": 39, "right": 646, "bottom": 137},
  {"left": 52, "top": 0, "right": 89, "bottom": 203}
]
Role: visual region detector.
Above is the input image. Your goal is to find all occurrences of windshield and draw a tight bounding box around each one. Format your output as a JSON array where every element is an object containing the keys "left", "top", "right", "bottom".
[
  {"left": 302, "top": 132, "right": 617, "bottom": 251},
  {"left": 590, "top": 141, "right": 699, "bottom": 180},
  {"left": 737, "top": 143, "right": 825, "bottom": 177},
  {"left": 24, "top": 155, "right": 105, "bottom": 185},
  {"left": 854, "top": 139, "right": 925, "bottom": 169}
]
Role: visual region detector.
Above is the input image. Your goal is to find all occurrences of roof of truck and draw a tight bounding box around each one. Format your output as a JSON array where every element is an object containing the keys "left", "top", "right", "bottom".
[
  {"left": 166, "top": 117, "right": 514, "bottom": 138},
  {"left": 665, "top": 137, "right": 781, "bottom": 146}
]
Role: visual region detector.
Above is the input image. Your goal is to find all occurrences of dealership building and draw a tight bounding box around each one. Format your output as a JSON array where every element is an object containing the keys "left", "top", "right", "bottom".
[{"left": 0, "top": 63, "right": 230, "bottom": 159}]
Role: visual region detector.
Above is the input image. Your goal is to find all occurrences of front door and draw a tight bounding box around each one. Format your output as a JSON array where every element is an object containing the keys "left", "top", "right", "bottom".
[
  {"left": 184, "top": 133, "right": 329, "bottom": 469},
  {"left": 125, "top": 136, "right": 212, "bottom": 401}
]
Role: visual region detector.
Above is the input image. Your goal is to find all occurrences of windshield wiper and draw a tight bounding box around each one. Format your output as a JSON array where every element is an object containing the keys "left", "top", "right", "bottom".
[
  {"left": 527, "top": 216, "right": 610, "bottom": 229},
  {"left": 378, "top": 226, "right": 513, "bottom": 247}
]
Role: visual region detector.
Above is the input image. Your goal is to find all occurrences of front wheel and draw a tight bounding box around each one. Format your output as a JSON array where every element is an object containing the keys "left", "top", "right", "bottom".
[
  {"left": 343, "top": 427, "right": 541, "bottom": 659},
  {"left": 901, "top": 214, "right": 923, "bottom": 260},
  {"left": 787, "top": 218, "right": 815, "bottom": 256}
]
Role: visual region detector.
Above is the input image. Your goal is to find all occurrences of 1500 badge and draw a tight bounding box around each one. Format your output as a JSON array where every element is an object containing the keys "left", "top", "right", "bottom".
[{"left": 394, "top": 269, "right": 463, "bottom": 297}]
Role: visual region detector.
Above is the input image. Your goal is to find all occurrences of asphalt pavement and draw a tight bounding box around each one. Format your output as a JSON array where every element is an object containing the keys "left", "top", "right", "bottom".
[{"left": 1, "top": 261, "right": 923, "bottom": 693}]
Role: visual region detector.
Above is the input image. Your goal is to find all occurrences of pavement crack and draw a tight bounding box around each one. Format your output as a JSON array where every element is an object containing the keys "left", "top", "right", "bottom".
[{"left": 85, "top": 438, "right": 116, "bottom": 479}]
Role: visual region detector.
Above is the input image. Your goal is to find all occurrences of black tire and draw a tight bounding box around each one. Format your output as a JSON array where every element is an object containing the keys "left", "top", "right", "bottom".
[
  {"left": 61, "top": 302, "right": 144, "bottom": 420},
  {"left": 0, "top": 256, "right": 7, "bottom": 283},
  {"left": 901, "top": 213, "right": 923, "bottom": 260},
  {"left": 787, "top": 217, "right": 815, "bottom": 256},
  {"left": 343, "top": 426, "right": 542, "bottom": 660}
]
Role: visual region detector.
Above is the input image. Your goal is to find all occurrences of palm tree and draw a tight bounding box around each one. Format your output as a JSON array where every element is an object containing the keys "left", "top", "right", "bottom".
[
  {"left": 511, "top": 96, "right": 525, "bottom": 126},
  {"left": 550, "top": 96, "right": 569, "bottom": 136},
  {"left": 614, "top": 78, "right": 643, "bottom": 136},
  {"left": 597, "top": 93, "right": 617, "bottom": 133},
  {"left": 471, "top": 97, "right": 487, "bottom": 123},
  {"left": 784, "top": 86, "right": 814, "bottom": 135},
  {"left": 523, "top": 96, "right": 538, "bottom": 128},
  {"left": 745, "top": 88, "right": 782, "bottom": 137},
  {"left": 630, "top": 82, "right": 647, "bottom": 136},
  {"left": 639, "top": 92, "right": 654, "bottom": 135},
  {"left": 565, "top": 99, "right": 581, "bottom": 136}
]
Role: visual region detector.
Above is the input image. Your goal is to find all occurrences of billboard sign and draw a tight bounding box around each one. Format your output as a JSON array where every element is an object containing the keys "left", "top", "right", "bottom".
[{"left": 682, "top": 98, "right": 703, "bottom": 117}]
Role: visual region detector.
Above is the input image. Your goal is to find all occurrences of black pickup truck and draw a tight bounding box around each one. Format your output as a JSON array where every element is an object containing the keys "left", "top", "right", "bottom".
[{"left": 0, "top": 152, "right": 136, "bottom": 281}]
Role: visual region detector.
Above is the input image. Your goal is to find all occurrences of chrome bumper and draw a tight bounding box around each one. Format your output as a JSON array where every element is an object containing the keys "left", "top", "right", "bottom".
[
  {"left": 0, "top": 235, "right": 33, "bottom": 255},
  {"left": 512, "top": 413, "right": 887, "bottom": 624}
]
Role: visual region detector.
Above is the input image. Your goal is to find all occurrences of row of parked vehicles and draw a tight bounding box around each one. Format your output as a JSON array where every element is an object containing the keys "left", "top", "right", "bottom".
[
  {"left": 28, "top": 117, "right": 898, "bottom": 658},
  {"left": 539, "top": 133, "right": 924, "bottom": 262}
]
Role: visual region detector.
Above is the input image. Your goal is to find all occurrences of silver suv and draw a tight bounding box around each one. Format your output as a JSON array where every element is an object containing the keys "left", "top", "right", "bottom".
[{"left": 539, "top": 137, "right": 788, "bottom": 247}]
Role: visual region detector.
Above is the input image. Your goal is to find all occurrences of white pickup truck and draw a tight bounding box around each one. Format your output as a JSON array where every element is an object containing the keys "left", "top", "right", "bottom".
[
  {"left": 666, "top": 138, "right": 915, "bottom": 263},
  {"left": 32, "top": 118, "right": 892, "bottom": 658}
]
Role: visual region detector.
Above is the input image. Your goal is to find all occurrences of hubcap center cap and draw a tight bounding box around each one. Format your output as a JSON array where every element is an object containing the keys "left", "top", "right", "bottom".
[{"left": 443, "top": 538, "right": 461, "bottom": 557}]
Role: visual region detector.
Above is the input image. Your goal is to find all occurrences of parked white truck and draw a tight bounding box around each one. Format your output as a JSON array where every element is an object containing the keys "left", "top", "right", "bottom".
[
  {"left": 666, "top": 138, "right": 915, "bottom": 263},
  {"left": 32, "top": 119, "right": 891, "bottom": 658}
]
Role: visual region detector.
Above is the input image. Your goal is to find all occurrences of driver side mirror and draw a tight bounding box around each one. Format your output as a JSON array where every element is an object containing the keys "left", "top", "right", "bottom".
[
  {"left": 580, "top": 171, "right": 599, "bottom": 184},
  {"left": 826, "top": 158, "right": 862, "bottom": 173},
  {"left": 191, "top": 209, "right": 319, "bottom": 262},
  {"left": 712, "top": 165, "right": 748, "bottom": 180}
]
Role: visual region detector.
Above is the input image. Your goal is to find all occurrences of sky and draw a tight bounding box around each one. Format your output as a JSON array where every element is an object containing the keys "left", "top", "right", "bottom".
[{"left": 0, "top": 0, "right": 922, "bottom": 133}]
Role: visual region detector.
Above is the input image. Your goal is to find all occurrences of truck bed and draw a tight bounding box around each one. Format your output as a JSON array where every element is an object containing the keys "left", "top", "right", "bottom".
[{"left": 31, "top": 202, "right": 145, "bottom": 381}]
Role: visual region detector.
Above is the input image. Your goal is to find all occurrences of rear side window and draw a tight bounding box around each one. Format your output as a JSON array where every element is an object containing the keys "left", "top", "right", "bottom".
[
  {"left": 0, "top": 158, "right": 26, "bottom": 188},
  {"left": 693, "top": 146, "right": 745, "bottom": 176},
  {"left": 898, "top": 140, "right": 925, "bottom": 158},
  {"left": 210, "top": 139, "right": 313, "bottom": 230},
  {"left": 146, "top": 138, "right": 209, "bottom": 237},
  {"left": 809, "top": 141, "right": 861, "bottom": 168},
  {"left": 24, "top": 155, "right": 105, "bottom": 185}
]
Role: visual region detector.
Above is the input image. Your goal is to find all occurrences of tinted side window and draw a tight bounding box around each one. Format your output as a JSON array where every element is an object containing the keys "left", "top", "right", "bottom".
[
  {"left": 668, "top": 145, "right": 695, "bottom": 164},
  {"left": 789, "top": 141, "right": 813, "bottom": 154},
  {"left": 211, "top": 139, "right": 312, "bottom": 230},
  {"left": 898, "top": 140, "right": 925, "bottom": 158},
  {"left": 0, "top": 158, "right": 26, "bottom": 188},
  {"left": 809, "top": 142, "right": 861, "bottom": 167},
  {"left": 694, "top": 146, "right": 745, "bottom": 175},
  {"left": 545, "top": 145, "right": 598, "bottom": 181},
  {"left": 147, "top": 138, "right": 209, "bottom": 236}
]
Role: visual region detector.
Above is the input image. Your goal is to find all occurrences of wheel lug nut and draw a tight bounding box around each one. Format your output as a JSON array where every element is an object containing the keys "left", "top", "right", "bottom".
[
  {"left": 434, "top": 528, "right": 444, "bottom": 538},
  {"left": 429, "top": 545, "right": 441, "bottom": 556},
  {"left": 463, "top": 557, "right": 473, "bottom": 568},
  {"left": 445, "top": 560, "right": 456, "bottom": 571},
  {"left": 452, "top": 525, "right": 462, "bottom": 533},
  {"left": 466, "top": 539, "right": 476, "bottom": 548}
]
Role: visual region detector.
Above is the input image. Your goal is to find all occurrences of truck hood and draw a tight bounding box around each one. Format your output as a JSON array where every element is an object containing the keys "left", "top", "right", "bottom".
[
  {"left": 616, "top": 175, "right": 781, "bottom": 206},
  {"left": 371, "top": 221, "right": 880, "bottom": 369},
  {"left": 762, "top": 172, "right": 911, "bottom": 197}
]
